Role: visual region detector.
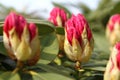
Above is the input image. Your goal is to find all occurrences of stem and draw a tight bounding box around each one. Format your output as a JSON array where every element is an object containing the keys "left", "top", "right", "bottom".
[
  {"left": 57, "top": 50, "right": 65, "bottom": 58},
  {"left": 74, "top": 61, "right": 80, "bottom": 80},
  {"left": 76, "top": 70, "right": 80, "bottom": 80},
  {"left": 75, "top": 61, "right": 81, "bottom": 70},
  {"left": 74, "top": 61, "right": 85, "bottom": 80},
  {"left": 12, "top": 60, "right": 23, "bottom": 74}
]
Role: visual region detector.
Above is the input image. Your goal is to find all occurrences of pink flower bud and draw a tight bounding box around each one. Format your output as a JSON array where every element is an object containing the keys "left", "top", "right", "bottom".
[
  {"left": 48, "top": 7, "right": 68, "bottom": 52},
  {"left": 64, "top": 14, "right": 94, "bottom": 62},
  {"left": 106, "top": 14, "right": 120, "bottom": 46},
  {"left": 48, "top": 7, "right": 67, "bottom": 27},
  {"left": 4, "top": 12, "right": 26, "bottom": 39},
  {"left": 104, "top": 42, "right": 120, "bottom": 80},
  {"left": 3, "top": 12, "right": 40, "bottom": 65}
]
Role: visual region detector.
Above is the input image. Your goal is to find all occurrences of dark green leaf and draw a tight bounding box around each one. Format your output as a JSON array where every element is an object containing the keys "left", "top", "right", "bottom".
[
  {"left": 0, "top": 26, "right": 3, "bottom": 35},
  {"left": 27, "top": 19, "right": 55, "bottom": 35},
  {"left": 0, "top": 41, "right": 7, "bottom": 56},
  {"left": 55, "top": 27, "right": 65, "bottom": 35},
  {"left": 1, "top": 57, "right": 16, "bottom": 70},
  {"left": 19, "top": 72, "right": 32, "bottom": 80},
  {"left": 0, "top": 53, "right": 7, "bottom": 62},
  {"left": 38, "top": 33, "right": 59, "bottom": 64}
]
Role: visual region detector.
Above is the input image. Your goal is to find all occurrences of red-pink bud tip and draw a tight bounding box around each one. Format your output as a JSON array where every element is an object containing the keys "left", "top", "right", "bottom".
[
  {"left": 66, "top": 13, "right": 92, "bottom": 45},
  {"left": 4, "top": 12, "right": 26, "bottom": 38},
  {"left": 115, "top": 42, "right": 120, "bottom": 70},
  {"left": 107, "top": 14, "right": 120, "bottom": 32},
  {"left": 48, "top": 7, "right": 67, "bottom": 27},
  {"left": 4, "top": 12, "right": 37, "bottom": 42},
  {"left": 28, "top": 23, "right": 37, "bottom": 41}
]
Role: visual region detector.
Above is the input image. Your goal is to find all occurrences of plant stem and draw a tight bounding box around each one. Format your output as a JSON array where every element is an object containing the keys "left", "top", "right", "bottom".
[
  {"left": 75, "top": 61, "right": 81, "bottom": 70},
  {"left": 12, "top": 60, "right": 23, "bottom": 74},
  {"left": 74, "top": 61, "right": 83, "bottom": 80}
]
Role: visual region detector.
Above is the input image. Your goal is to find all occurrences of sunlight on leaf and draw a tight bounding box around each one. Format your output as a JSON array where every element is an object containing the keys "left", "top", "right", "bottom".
[
  {"left": 0, "top": 72, "right": 20, "bottom": 80},
  {"left": 84, "top": 67, "right": 105, "bottom": 72},
  {"left": 29, "top": 70, "right": 74, "bottom": 80}
]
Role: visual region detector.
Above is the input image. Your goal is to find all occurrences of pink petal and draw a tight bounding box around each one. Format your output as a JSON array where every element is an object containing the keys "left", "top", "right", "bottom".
[
  {"left": 65, "top": 13, "right": 92, "bottom": 46},
  {"left": 48, "top": 7, "right": 67, "bottom": 27},
  {"left": 28, "top": 23, "right": 37, "bottom": 41}
]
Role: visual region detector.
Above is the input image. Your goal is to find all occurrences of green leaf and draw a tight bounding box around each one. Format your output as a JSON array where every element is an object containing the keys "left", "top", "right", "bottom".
[
  {"left": 27, "top": 19, "right": 55, "bottom": 35},
  {"left": 0, "top": 41, "right": 7, "bottom": 56},
  {"left": 0, "top": 53, "right": 16, "bottom": 71},
  {"left": 82, "top": 60, "right": 107, "bottom": 67},
  {"left": 55, "top": 27, "right": 65, "bottom": 35},
  {"left": 0, "top": 71, "right": 4, "bottom": 75},
  {"left": 0, "top": 25, "right": 3, "bottom": 35},
  {"left": 0, "top": 21, "right": 4, "bottom": 24},
  {"left": 0, "top": 53, "right": 7, "bottom": 62},
  {"left": 93, "top": 31, "right": 110, "bottom": 54},
  {"left": 37, "top": 64, "right": 74, "bottom": 77},
  {"left": 38, "top": 73, "right": 73, "bottom": 80},
  {"left": 84, "top": 67, "right": 105, "bottom": 72},
  {"left": 19, "top": 72, "right": 32, "bottom": 80},
  {"left": 30, "top": 70, "right": 74, "bottom": 80},
  {"left": 0, "top": 21, "right": 4, "bottom": 35},
  {"left": 0, "top": 72, "right": 20, "bottom": 80},
  {"left": 1, "top": 57, "right": 16, "bottom": 70},
  {"left": 38, "top": 33, "right": 59, "bottom": 64}
]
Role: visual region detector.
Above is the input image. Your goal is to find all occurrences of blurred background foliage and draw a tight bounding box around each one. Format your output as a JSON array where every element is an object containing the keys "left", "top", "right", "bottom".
[{"left": 0, "top": 0, "right": 120, "bottom": 80}]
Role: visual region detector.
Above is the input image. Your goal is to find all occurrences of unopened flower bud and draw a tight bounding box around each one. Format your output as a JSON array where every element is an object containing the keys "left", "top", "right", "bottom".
[
  {"left": 48, "top": 7, "right": 67, "bottom": 51},
  {"left": 104, "top": 42, "right": 120, "bottom": 80},
  {"left": 64, "top": 14, "right": 94, "bottom": 63},
  {"left": 106, "top": 14, "right": 120, "bottom": 47},
  {"left": 3, "top": 12, "right": 40, "bottom": 65},
  {"left": 48, "top": 7, "right": 67, "bottom": 27}
]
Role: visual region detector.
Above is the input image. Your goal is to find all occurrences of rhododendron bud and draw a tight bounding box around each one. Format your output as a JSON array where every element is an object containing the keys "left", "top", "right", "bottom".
[
  {"left": 106, "top": 14, "right": 120, "bottom": 47},
  {"left": 48, "top": 7, "right": 67, "bottom": 27},
  {"left": 64, "top": 14, "right": 94, "bottom": 63},
  {"left": 3, "top": 12, "right": 40, "bottom": 65},
  {"left": 48, "top": 7, "right": 67, "bottom": 51},
  {"left": 104, "top": 42, "right": 120, "bottom": 80}
]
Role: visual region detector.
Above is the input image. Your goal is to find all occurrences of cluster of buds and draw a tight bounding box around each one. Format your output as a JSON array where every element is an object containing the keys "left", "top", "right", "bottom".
[
  {"left": 106, "top": 14, "right": 120, "bottom": 47},
  {"left": 3, "top": 12, "right": 40, "bottom": 66},
  {"left": 64, "top": 14, "right": 94, "bottom": 67},
  {"left": 104, "top": 42, "right": 120, "bottom": 80},
  {"left": 48, "top": 7, "right": 67, "bottom": 52}
]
